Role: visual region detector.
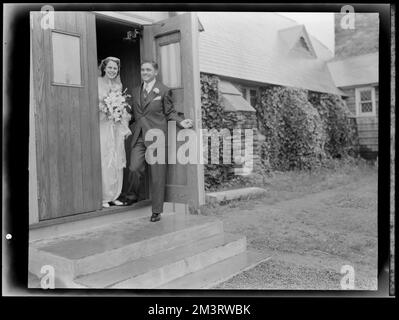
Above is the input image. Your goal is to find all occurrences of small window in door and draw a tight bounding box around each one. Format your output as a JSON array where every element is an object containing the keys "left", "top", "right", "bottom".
[
  {"left": 51, "top": 31, "right": 82, "bottom": 86},
  {"left": 159, "top": 37, "right": 182, "bottom": 88}
]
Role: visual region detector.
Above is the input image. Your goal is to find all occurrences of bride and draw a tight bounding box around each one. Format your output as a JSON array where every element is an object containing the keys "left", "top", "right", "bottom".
[{"left": 98, "top": 57, "right": 131, "bottom": 208}]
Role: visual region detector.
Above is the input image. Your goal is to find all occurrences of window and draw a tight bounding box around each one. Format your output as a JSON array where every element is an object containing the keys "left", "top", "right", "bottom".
[
  {"left": 157, "top": 32, "right": 182, "bottom": 88},
  {"left": 299, "top": 36, "right": 310, "bottom": 52},
  {"left": 355, "top": 87, "right": 376, "bottom": 116},
  {"left": 240, "top": 86, "right": 258, "bottom": 107},
  {"left": 159, "top": 42, "right": 182, "bottom": 88},
  {"left": 51, "top": 31, "right": 82, "bottom": 86},
  {"left": 249, "top": 89, "right": 257, "bottom": 107},
  {"left": 240, "top": 87, "right": 247, "bottom": 100},
  {"left": 290, "top": 35, "right": 316, "bottom": 58}
]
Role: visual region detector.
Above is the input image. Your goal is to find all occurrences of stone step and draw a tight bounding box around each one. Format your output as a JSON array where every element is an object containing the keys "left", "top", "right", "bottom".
[
  {"left": 158, "top": 250, "right": 271, "bottom": 289},
  {"left": 206, "top": 187, "right": 267, "bottom": 204},
  {"left": 75, "top": 232, "right": 246, "bottom": 288},
  {"left": 29, "top": 214, "right": 224, "bottom": 286}
]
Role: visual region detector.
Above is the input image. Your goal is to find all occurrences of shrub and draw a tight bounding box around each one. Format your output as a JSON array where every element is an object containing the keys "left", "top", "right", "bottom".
[
  {"left": 308, "top": 92, "right": 357, "bottom": 158},
  {"left": 256, "top": 86, "right": 326, "bottom": 170}
]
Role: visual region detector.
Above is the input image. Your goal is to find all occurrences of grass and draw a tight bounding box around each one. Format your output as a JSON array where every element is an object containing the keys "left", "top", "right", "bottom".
[
  {"left": 205, "top": 157, "right": 377, "bottom": 206},
  {"left": 202, "top": 158, "right": 378, "bottom": 289}
]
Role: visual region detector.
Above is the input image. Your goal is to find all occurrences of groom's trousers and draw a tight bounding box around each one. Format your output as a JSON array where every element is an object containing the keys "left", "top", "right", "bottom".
[{"left": 128, "top": 133, "right": 167, "bottom": 214}]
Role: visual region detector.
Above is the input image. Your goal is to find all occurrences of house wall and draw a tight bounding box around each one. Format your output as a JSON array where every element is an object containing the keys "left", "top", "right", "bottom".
[
  {"left": 342, "top": 85, "right": 379, "bottom": 157},
  {"left": 227, "top": 111, "right": 261, "bottom": 175},
  {"left": 220, "top": 78, "right": 262, "bottom": 175}
]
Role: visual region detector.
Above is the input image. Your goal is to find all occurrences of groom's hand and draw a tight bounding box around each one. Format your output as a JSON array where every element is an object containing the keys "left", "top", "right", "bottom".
[{"left": 180, "top": 119, "right": 194, "bottom": 129}]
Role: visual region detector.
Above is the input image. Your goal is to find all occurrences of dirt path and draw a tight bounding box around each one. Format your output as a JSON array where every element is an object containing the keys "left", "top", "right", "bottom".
[{"left": 209, "top": 175, "right": 378, "bottom": 290}]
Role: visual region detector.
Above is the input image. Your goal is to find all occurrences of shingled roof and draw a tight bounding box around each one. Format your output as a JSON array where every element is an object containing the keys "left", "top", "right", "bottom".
[
  {"left": 198, "top": 12, "right": 343, "bottom": 95},
  {"left": 327, "top": 52, "right": 379, "bottom": 87}
]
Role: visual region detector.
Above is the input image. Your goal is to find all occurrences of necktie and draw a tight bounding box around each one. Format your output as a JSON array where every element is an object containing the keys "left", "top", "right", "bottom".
[{"left": 143, "top": 83, "right": 148, "bottom": 99}]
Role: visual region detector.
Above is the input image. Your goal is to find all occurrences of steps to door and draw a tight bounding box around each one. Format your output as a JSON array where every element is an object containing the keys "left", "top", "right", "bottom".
[
  {"left": 29, "top": 213, "right": 269, "bottom": 289},
  {"left": 76, "top": 232, "right": 246, "bottom": 288}
]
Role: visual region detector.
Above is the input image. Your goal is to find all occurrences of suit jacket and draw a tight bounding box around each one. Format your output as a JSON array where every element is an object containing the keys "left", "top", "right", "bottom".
[{"left": 129, "top": 80, "right": 184, "bottom": 148}]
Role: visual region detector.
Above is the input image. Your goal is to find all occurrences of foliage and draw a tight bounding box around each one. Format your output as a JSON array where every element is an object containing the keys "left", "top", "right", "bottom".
[
  {"left": 201, "top": 73, "right": 238, "bottom": 190},
  {"left": 308, "top": 92, "right": 358, "bottom": 158},
  {"left": 256, "top": 86, "right": 326, "bottom": 170},
  {"left": 201, "top": 75, "right": 359, "bottom": 190}
]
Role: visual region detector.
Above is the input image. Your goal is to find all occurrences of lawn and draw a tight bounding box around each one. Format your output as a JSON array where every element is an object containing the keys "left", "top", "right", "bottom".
[{"left": 202, "top": 158, "right": 378, "bottom": 290}]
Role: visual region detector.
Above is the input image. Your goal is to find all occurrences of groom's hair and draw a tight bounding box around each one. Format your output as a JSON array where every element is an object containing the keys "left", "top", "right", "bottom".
[{"left": 141, "top": 60, "right": 159, "bottom": 71}]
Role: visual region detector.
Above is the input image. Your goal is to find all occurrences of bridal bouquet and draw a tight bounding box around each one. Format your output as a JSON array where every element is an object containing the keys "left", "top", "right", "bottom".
[{"left": 100, "top": 88, "right": 131, "bottom": 123}]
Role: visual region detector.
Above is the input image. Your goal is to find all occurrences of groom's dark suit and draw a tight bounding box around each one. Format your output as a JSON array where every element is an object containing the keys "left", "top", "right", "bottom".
[{"left": 127, "top": 80, "right": 184, "bottom": 214}]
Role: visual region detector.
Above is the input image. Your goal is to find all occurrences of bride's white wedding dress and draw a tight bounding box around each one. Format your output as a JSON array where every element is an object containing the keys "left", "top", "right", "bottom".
[{"left": 98, "top": 77, "right": 131, "bottom": 205}]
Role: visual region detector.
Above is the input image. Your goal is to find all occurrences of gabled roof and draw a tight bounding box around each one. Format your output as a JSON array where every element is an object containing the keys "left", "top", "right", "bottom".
[
  {"left": 327, "top": 52, "right": 379, "bottom": 87},
  {"left": 198, "top": 12, "right": 343, "bottom": 95},
  {"left": 279, "top": 24, "right": 317, "bottom": 58}
]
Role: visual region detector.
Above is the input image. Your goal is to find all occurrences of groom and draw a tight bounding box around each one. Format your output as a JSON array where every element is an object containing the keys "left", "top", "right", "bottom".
[{"left": 126, "top": 61, "right": 193, "bottom": 222}]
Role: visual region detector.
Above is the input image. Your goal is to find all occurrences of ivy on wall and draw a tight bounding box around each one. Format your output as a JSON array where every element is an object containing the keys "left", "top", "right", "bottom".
[
  {"left": 201, "top": 73, "right": 238, "bottom": 190},
  {"left": 201, "top": 73, "right": 358, "bottom": 190},
  {"left": 256, "top": 86, "right": 326, "bottom": 170},
  {"left": 308, "top": 92, "right": 358, "bottom": 158}
]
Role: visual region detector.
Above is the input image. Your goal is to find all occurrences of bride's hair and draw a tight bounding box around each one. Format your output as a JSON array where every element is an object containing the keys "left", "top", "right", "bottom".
[{"left": 99, "top": 57, "right": 121, "bottom": 77}]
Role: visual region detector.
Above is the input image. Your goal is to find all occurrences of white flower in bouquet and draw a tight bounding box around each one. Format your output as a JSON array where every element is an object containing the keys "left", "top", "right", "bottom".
[{"left": 100, "top": 88, "right": 131, "bottom": 123}]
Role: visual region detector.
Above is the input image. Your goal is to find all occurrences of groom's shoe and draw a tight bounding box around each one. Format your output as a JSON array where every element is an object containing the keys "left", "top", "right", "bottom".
[{"left": 150, "top": 212, "right": 161, "bottom": 222}]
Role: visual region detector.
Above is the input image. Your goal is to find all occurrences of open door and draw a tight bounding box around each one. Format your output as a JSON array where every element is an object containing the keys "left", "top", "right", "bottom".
[
  {"left": 31, "top": 12, "right": 102, "bottom": 220},
  {"left": 142, "top": 13, "right": 205, "bottom": 212}
]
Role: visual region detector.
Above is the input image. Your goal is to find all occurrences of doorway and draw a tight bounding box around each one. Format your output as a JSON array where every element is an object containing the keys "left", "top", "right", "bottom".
[{"left": 95, "top": 14, "right": 149, "bottom": 208}]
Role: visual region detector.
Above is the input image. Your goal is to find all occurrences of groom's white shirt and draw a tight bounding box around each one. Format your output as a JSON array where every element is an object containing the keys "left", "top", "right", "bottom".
[{"left": 144, "top": 78, "right": 156, "bottom": 94}]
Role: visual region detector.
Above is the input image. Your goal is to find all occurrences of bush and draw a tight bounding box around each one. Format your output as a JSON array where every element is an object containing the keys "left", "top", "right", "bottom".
[
  {"left": 308, "top": 92, "right": 357, "bottom": 158},
  {"left": 256, "top": 86, "right": 326, "bottom": 170}
]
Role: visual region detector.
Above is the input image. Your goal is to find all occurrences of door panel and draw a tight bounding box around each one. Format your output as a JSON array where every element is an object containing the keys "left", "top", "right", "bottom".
[
  {"left": 142, "top": 13, "right": 205, "bottom": 211},
  {"left": 31, "top": 12, "right": 101, "bottom": 220}
]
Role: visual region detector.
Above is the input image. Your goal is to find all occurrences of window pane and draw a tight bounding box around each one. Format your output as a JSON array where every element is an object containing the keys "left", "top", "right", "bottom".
[
  {"left": 249, "top": 90, "right": 257, "bottom": 106},
  {"left": 241, "top": 88, "right": 247, "bottom": 99},
  {"left": 52, "top": 32, "right": 81, "bottom": 86},
  {"left": 361, "top": 102, "right": 373, "bottom": 113},
  {"left": 360, "top": 90, "right": 372, "bottom": 101},
  {"left": 160, "top": 42, "right": 181, "bottom": 88}
]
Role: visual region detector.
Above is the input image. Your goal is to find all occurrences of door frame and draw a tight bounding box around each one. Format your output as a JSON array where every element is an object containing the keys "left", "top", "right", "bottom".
[{"left": 29, "top": 11, "right": 204, "bottom": 226}]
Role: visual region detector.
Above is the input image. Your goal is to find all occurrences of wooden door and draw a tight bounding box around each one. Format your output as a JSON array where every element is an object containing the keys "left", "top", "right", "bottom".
[
  {"left": 31, "top": 12, "right": 102, "bottom": 220},
  {"left": 142, "top": 13, "right": 205, "bottom": 211}
]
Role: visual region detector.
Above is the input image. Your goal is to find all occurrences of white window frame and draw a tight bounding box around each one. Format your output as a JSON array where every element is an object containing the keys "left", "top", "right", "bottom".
[{"left": 355, "top": 86, "right": 376, "bottom": 117}]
